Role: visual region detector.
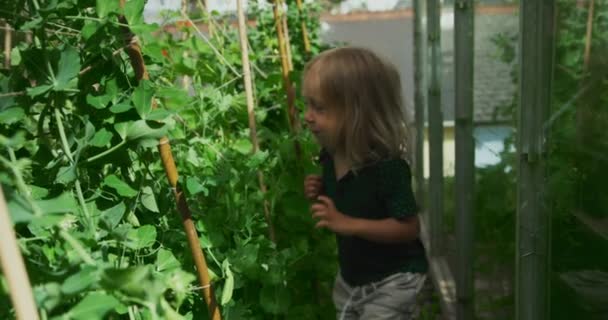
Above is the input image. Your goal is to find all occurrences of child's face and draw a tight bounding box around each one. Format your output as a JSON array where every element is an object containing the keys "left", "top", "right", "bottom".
[{"left": 303, "top": 72, "right": 341, "bottom": 153}]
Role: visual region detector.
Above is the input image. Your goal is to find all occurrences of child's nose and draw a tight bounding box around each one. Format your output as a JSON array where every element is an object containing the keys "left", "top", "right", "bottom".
[{"left": 304, "top": 109, "right": 314, "bottom": 124}]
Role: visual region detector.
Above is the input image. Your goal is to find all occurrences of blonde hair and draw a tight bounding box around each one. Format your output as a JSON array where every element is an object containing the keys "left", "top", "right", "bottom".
[{"left": 303, "top": 47, "right": 411, "bottom": 168}]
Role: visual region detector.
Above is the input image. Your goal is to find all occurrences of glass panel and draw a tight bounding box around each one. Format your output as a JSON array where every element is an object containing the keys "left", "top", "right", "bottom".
[{"left": 548, "top": 1, "right": 608, "bottom": 319}]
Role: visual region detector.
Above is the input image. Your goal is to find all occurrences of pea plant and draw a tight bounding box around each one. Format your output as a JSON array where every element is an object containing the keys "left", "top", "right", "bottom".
[{"left": 0, "top": 0, "right": 336, "bottom": 319}]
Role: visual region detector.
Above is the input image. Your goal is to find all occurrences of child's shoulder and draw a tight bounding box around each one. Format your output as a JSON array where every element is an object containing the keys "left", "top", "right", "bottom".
[{"left": 372, "top": 157, "right": 412, "bottom": 174}]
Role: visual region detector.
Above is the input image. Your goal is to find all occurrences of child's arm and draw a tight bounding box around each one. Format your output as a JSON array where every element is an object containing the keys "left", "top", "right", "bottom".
[{"left": 311, "top": 196, "right": 420, "bottom": 243}]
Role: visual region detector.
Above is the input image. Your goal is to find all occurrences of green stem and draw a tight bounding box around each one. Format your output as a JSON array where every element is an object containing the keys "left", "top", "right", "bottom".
[
  {"left": 0, "top": 151, "right": 42, "bottom": 216},
  {"left": 75, "top": 180, "right": 94, "bottom": 232},
  {"left": 59, "top": 230, "right": 95, "bottom": 265},
  {"left": 54, "top": 107, "right": 74, "bottom": 163},
  {"left": 85, "top": 140, "right": 127, "bottom": 163},
  {"left": 31, "top": 0, "right": 41, "bottom": 11},
  {"left": 54, "top": 103, "right": 95, "bottom": 233},
  {"left": 128, "top": 306, "right": 136, "bottom": 320},
  {"left": 64, "top": 16, "right": 130, "bottom": 28}
]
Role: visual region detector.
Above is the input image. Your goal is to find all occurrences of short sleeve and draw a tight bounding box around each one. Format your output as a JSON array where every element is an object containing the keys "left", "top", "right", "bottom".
[{"left": 376, "top": 159, "right": 419, "bottom": 219}]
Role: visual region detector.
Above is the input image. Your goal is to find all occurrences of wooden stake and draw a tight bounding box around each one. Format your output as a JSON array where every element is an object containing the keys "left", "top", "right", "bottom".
[
  {"left": 181, "top": 0, "right": 191, "bottom": 91},
  {"left": 118, "top": 2, "right": 221, "bottom": 319},
  {"left": 4, "top": 22, "right": 11, "bottom": 68},
  {"left": 279, "top": 0, "right": 294, "bottom": 71},
  {"left": 583, "top": 0, "right": 595, "bottom": 71},
  {"left": 236, "top": 0, "right": 276, "bottom": 243},
  {"left": 295, "top": 0, "right": 311, "bottom": 54},
  {"left": 0, "top": 186, "right": 40, "bottom": 320},
  {"left": 273, "top": 0, "right": 302, "bottom": 158},
  {"left": 196, "top": 0, "right": 214, "bottom": 38}
]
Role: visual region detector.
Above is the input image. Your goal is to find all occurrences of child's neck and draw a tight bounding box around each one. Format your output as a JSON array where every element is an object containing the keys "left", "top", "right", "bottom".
[{"left": 332, "top": 151, "right": 351, "bottom": 180}]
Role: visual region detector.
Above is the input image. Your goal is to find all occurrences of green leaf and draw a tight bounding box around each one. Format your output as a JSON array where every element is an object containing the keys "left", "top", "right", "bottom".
[
  {"left": 260, "top": 285, "right": 291, "bottom": 314},
  {"left": 10, "top": 47, "right": 21, "bottom": 66},
  {"left": 147, "top": 109, "right": 172, "bottom": 121},
  {"left": 109, "top": 103, "right": 132, "bottom": 113},
  {"left": 155, "top": 249, "right": 180, "bottom": 273},
  {"left": 21, "top": 17, "right": 43, "bottom": 31},
  {"left": 36, "top": 193, "right": 78, "bottom": 215},
  {"left": 186, "top": 177, "right": 206, "bottom": 196},
  {"left": 86, "top": 94, "right": 112, "bottom": 109},
  {"left": 8, "top": 199, "right": 34, "bottom": 224},
  {"left": 233, "top": 139, "right": 252, "bottom": 155},
  {"left": 186, "top": 147, "right": 201, "bottom": 166},
  {"left": 81, "top": 21, "right": 101, "bottom": 40},
  {"left": 0, "top": 107, "right": 25, "bottom": 125},
  {"left": 29, "top": 185, "right": 49, "bottom": 200},
  {"left": 124, "top": 0, "right": 145, "bottom": 27},
  {"left": 102, "top": 202, "right": 126, "bottom": 229},
  {"left": 101, "top": 266, "right": 154, "bottom": 297},
  {"left": 34, "top": 282, "right": 62, "bottom": 312},
  {"left": 61, "top": 267, "right": 98, "bottom": 295},
  {"left": 64, "top": 291, "right": 119, "bottom": 320},
  {"left": 26, "top": 84, "right": 53, "bottom": 97},
  {"left": 221, "top": 260, "right": 234, "bottom": 305},
  {"left": 126, "top": 225, "right": 157, "bottom": 249},
  {"left": 104, "top": 175, "right": 138, "bottom": 198},
  {"left": 247, "top": 150, "right": 269, "bottom": 169},
  {"left": 141, "top": 186, "right": 159, "bottom": 213},
  {"left": 96, "top": 1, "right": 120, "bottom": 18},
  {"left": 56, "top": 165, "right": 77, "bottom": 184},
  {"left": 89, "top": 128, "right": 113, "bottom": 147},
  {"left": 132, "top": 80, "right": 153, "bottom": 119},
  {"left": 54, "top": 46, "right": 80, "bottom": 91},
  {"left": 114, "top": 120, "right": 166, "bottom": 141}
]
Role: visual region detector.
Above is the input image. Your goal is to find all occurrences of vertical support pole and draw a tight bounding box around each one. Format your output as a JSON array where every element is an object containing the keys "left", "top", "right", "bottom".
[
  {"left": 413, "top": 0, "right": 425, "bottom": 207},
  {"left": 295, "top": 0, "right": 311, "bottom": 55},
  {"left": 4, "top": 22, "right": 11, "bottom": 68},
  {"left": 236, "top": 0, "right": 276, "bottom": 244},
  {"left": 427, "top": 0, "right": 444, "bottom": 257},
  {"left": 118, "top": 2, "right": 221, "bottom": 318},
  {"left": 0, "top": 186, "right": 39, "bottom": 320},
  {"left": 279, "top": 0, "right": 294, "bottom": 71},
  {"left": 516, "top": 1, "right": 555, "bottom": 319},
  {"left": 273, "top": 0, "right": 302, "bottom": 158},
  {"left": 180, "top": 0, "right": 191, "bottom": 91},
  {"left": 454, "top": 0, "right": 475, "bottom": 319}
]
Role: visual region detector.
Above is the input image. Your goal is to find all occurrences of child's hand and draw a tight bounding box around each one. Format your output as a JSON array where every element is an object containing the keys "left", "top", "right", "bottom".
[
  {"left": 304, "top": 174, "right": 323, "bottom": 200},
  {"left": 311, "top": 196, "right": 354, "bottom": 235}
]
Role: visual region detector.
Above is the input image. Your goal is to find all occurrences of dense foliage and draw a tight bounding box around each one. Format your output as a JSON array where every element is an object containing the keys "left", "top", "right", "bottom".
[{"left": 0, "top": 0, "right": 337, "bottom": 319}]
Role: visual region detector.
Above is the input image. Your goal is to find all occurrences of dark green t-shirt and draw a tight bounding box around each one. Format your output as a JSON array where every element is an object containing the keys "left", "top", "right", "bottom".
[{"left": 319, "top": 151, "right": 428, "bottom": 286}]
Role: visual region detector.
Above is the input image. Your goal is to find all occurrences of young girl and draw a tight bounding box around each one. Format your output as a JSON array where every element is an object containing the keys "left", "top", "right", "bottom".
[{"left": 302, "top": 47, "right": 427, "bottom": 320}]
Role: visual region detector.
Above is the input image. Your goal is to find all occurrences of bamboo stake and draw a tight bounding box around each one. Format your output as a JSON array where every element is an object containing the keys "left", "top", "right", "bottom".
[
  {"left": 279, "top": 0, "right": 294, "bottom": 71},
  {"left": 4, "top": 22, "right": 11, "bottom": 68},
  {"left": 273, "top": 1, "right": 290, "bottom": 80},
  {"left": 273, "top": 0, "right": 302, "bottom": 158},
  {"left": 236, "top": 0, "right": 276, "bottom": 243},
  {"left": 196, "top": 0, "right": 214, "bottom": 38},
  {"left": 118, "top": 2, "right": 220, "bottom": 319},
  {"left": 295, "top": 0, "right": 311, "bottom": 55},
  {"left": 181, "top": 0, "right": 191, "bottom": 91},
  {"left": 0, "top": 186, "right": 40, "bottom": 320},
  {"left": 583, "top": 0, "right": 595, "bottom": 71}
]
